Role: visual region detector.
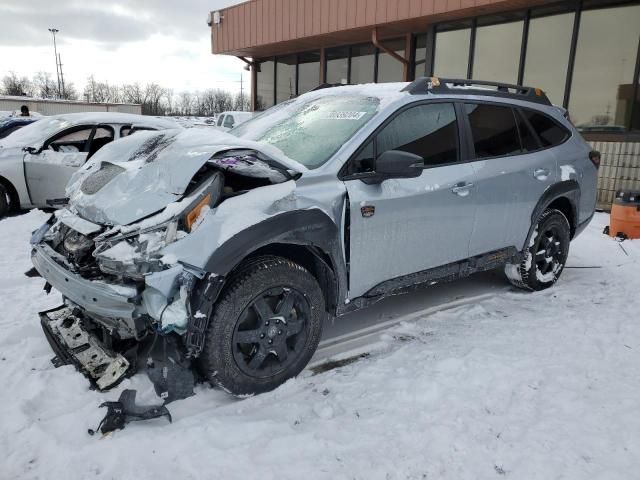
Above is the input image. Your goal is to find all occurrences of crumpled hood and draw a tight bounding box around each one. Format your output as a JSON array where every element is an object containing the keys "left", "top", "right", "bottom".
[{"left": 66, "top": 128, "right": 303, "bottom": 226}]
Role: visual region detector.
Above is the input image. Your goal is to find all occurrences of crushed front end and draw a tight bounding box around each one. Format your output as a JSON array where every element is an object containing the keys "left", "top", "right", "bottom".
[
  {"left": 30, "top": 129, "right": 300, "bottom": 400},
  {"left": 31, "top": 205, "right": 213, "bottom": 398}
]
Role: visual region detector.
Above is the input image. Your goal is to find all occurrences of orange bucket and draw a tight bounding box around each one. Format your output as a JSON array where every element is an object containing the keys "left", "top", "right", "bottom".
[{"left": 609, "top": 190, "right": 640, "bottom": 240}]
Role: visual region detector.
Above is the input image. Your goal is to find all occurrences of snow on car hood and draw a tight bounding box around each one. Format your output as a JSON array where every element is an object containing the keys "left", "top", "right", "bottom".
[{"left": 66, "top": 128, "right": 304, "bottom": 226}]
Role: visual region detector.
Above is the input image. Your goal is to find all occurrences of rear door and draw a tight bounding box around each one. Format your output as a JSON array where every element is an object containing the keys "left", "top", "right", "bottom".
[
  {"left": 463, "top": 102, "right": 558, "bottom": 255},
  {"left": 343, "top": 101, "right": 477, "bottom": 298}
]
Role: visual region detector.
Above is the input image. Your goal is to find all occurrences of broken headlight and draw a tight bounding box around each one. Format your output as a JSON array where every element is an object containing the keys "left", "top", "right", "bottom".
[{"left": 93, "top": 172, "right": 222, "bottom": 279}]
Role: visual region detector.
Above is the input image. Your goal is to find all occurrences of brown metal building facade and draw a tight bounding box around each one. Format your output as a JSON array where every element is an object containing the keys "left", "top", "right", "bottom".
[{"left": 210, "top": 0, "right": 640, "bottom": 207}]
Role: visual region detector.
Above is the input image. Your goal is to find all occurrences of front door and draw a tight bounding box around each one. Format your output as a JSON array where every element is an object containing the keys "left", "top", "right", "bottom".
[
  {"left": 24, "top": 125, "right": 113, "bottom": 206},
  {"left": 343, "top": 102, "right": 477, "bottom": 298}
]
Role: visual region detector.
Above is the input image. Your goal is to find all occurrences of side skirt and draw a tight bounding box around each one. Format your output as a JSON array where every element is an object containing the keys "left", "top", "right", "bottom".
[{"left": 337, "top": 247, "right": 519, "bottom": 316}]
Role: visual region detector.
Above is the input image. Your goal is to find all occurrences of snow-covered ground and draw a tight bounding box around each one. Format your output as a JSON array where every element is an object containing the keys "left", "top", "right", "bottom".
[{"left": 0, "top": 210, "right": 638, "bottom": 480}]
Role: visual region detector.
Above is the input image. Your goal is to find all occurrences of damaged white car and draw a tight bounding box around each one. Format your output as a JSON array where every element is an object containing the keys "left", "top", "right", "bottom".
[
  {"left": 0, "top": 112, "right": 180, "bottom": 218},
  {"left": 31, "top": 78, "right": 597, "bottom": 399}
]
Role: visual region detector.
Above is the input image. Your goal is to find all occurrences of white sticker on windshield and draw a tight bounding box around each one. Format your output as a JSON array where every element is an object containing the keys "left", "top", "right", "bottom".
[{"left": 321, "top": 111, "right": 367, "bottom": 120}]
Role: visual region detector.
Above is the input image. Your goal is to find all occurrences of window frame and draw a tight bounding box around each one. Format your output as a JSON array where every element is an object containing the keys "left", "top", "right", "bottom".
[
  {"left": 43, "top": 125, "right": 100, "bottom": 153},
  {"left": 517, "top": 106, "right": 572, "bottom": 149},
  {"left": 339, "top": 99, "right": 465, "bottom": 181},
  {"left": 459, "top": 100, "right": 573, "bottom": 161}
]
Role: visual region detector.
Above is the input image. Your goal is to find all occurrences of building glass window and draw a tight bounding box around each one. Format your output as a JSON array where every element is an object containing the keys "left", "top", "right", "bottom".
[
  {"left": 256, "top": 60, "right": 275, "bottom": 110},
  {"left": 298, "top": 51, "right": 320, "bottom": 94},
  {"left": 433, "top": 28, "right": 471, "bottom": 78},
  {"left": 523, "top": 13, "right": 574, "bottom": 106},
  {"left": 414, "top": 35, "right": 427, "bottom": 77},
  {"left": 276, "top": 56, "right": 297, "bottom": 104},
  {"left": 569, "top": 4, "right": 640, "bottom": 129},
  {"left": 326, "top": 47, "right": 349, "bottom": 84},
  {"left": 350, "top": 44, "right": 376, "bottom": 84},
  {"left": 377, "top": 39, "right": 405, "bottom": 83},
  {"left": 473, "top": 21, "right": 523, "bottom": 83}
]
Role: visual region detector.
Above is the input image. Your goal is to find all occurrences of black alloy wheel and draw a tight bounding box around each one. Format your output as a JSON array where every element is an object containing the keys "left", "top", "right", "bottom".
[
  {"left": 533, "top": 225, "right": 564, "bottom": 279},
  {"left": 232, "top": 287, "right": 311, "bottom": 378},
  {"left": 198, "top": 256, "right": 325, "bottom": 396}
]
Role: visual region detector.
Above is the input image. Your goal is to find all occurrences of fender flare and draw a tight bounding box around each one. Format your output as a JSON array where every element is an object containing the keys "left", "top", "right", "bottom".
[
  {"left": 203, "top": 208, "right": 348, "bottom": 306},
  {"left": 524, "top": 180, "right": 580, "bottom": 251}
]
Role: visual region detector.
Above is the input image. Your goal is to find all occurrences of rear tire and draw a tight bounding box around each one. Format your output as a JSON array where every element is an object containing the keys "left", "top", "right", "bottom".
[
  {"left": 198, "top": 256, "right": 325, "bottom": 396},
  {"left": 0, "top": 184, "right": 9, "bottom": 219},
  {"left": 505, "top": 209, "right": 571, "bottom": 291}
]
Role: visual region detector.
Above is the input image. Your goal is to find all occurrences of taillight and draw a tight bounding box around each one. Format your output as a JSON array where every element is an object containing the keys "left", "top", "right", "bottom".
[{"left": 589, "top": 150, "right": 601, "bottom": 169}]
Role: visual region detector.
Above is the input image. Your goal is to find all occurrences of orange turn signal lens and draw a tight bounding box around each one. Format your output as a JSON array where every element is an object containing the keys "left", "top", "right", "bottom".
[{"left": 185, "top": 193, "right": 211, "bottom": 231}]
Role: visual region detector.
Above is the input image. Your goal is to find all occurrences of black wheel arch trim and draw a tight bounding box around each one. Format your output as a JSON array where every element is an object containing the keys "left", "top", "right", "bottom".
[
  {"left": 525, "top": 180, "right": 580, "bottom": 251},
  {"left": 203, "top": 209, "right": 348, "bottom": 314}
]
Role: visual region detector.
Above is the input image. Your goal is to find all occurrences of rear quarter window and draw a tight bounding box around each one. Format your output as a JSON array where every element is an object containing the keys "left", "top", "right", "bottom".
[{"left": 520, "top": 109, "right": 569, "bottom": 147}]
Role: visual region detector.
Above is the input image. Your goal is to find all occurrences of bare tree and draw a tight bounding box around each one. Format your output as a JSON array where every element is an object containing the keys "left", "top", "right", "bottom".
[
  {"left": 33, "top": 72, "right": 58, "bottom": 99},
  {"left": 178, "top": 91, "right": 193, "bottom": 115},
  {"left": 60, "top": 82, "right": 78, "bottom": 100},
  {"left": 233, "top": 92, "right": 250, "bottom": 112},
  {"left": 143, "top": 83, "right": 166, "bottom": 115},
  {"left": 164, "top": 89, "right": 174, "bottom": 115},
  {"left": 2, "top": 72, "right": 33, "bottom": 97},
  {"left": 122, "top": 83, "right": 144, "bottom": 104},
  {"left": 108, "top": 84, "right": 122, "bottom": 103}
]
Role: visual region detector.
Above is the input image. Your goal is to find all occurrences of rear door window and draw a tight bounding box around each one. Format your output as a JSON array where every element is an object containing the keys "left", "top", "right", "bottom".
[
  {"left": 217, "top": 115, "right": 225, "bottom": 127},
  {"left": 465, "top": 104, "right": 521, "bottom": 158},
  {"left": 520, "top": 109, "right": 569, "bottom": 147}
]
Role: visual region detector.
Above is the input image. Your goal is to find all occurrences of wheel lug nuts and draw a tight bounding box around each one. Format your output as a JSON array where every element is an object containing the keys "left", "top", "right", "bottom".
[
  {"left": 265, "top": 321, "right": 269, "bottom": 326},
  {"left": 278, "top": 330, "right": 282, "bottom": 335},
  {"left": 260, "top": 333, "right": 265, "bottom": 339},
  {"left": 268, "top": 339, "right": 273, "bottom": 344}
]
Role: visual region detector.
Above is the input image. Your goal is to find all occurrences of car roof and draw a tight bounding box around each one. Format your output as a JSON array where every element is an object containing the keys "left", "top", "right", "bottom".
[
  {"left": 0, "top": 117, "right": 37, "bottom": 127},
  {"left": 45, "top": 112, "right": 180, "bottom": 129}
]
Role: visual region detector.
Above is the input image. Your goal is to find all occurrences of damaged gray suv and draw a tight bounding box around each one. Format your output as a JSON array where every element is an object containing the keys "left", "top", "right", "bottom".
[{"left": 31, "top": 78, "right": 598, "bottom": 398}]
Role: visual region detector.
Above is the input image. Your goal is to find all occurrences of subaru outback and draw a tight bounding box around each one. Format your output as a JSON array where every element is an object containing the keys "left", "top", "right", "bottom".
[{"left": 30, "top": 78, "right": 598, "bottom": 398}]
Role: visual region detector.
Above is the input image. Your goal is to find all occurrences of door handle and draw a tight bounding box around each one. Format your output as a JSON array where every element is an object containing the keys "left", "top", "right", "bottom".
[
  {"left": 534, "top": 168, "right": 550, "bottom": 179},
  {"left": 451, "top": 182, "right": 473, "bottom": 197}
]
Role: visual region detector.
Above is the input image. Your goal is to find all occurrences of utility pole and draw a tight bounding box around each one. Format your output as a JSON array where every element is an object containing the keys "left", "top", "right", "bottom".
[
  {"left": 48, "top": 28, "right": 61, "bottom": 97},
  {"left": 239, "top": 73, "right": 244, "bottom": 111},
  {"left": 58, "top": 53, "right": 66, "bottom": 98}
]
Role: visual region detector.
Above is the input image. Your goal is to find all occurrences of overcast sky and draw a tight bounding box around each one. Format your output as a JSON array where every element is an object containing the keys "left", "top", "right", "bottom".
[{"left": 0, "top": 0, "right": 247, "bottom": 95}]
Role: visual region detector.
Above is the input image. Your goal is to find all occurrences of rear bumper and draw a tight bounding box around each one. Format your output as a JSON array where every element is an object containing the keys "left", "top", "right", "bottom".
[{"left": 31, "top": 243, "right": 138, "bottom": 319}]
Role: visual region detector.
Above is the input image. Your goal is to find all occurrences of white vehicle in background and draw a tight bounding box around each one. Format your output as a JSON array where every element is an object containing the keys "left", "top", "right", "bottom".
[
  {"left": 215, "top": 111, "right": 253, "bottom": 131},
  {"left": 0, "top": 112, "right": 180, "bottom": 218}
]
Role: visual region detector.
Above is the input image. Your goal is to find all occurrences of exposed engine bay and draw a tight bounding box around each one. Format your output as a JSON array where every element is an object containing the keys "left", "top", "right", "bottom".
[{"left": 32, "top": 138, "right": 300, "bottom": 401}]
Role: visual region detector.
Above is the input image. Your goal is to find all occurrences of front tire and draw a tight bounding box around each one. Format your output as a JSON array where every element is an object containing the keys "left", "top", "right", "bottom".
[
  {"left": 505, "top": 209, "right": 571, "bottom": 291},
  {"left": 198, "top": 256, "right": 325, "bottom": 396}
]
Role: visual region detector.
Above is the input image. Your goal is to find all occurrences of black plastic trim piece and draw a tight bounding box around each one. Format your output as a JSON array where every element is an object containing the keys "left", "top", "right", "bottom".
[
  {"left": 337, "top": 247, "right": 518, "bottom": 316},
  {"left": 403, "top": 77, "right": 552, "bottom": 106},
  {"left": 526, "top": 180, "right": 581, "bottom": 249},
  {"left": 203, "top": 209, "right": 348, "bottom": 311}
]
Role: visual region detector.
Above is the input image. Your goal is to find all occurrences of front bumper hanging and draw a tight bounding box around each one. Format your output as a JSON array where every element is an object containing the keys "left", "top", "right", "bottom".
[{"left": 39, "top": 305, "right": 131, "bottom": 390}]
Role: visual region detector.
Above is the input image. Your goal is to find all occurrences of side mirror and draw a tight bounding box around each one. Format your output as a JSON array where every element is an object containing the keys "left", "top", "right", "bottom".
[
  {"left": 373, "top": 150, "right": 424, "bottom": 182},
  {"left": 23, "top": 146, "right": 41, "bottom": 154}
]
